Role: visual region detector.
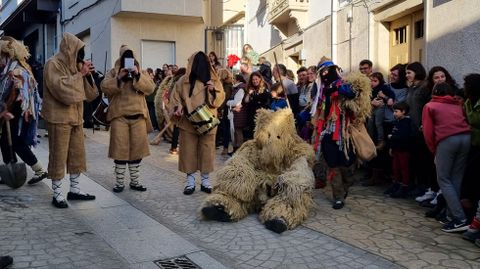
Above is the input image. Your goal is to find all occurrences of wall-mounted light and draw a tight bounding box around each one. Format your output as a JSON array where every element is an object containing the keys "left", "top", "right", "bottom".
[
  {"left": 347, "top": 9, "right": 353, "bottom": 23},
  {"left": 214, "top": 30, "right": 224, "bottom": 41}
]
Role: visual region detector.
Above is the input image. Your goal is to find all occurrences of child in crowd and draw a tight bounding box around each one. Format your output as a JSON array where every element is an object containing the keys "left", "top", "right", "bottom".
[
  {"left": 270, "top": 82, "right": 288, "bottom": 111},
  {"left": 368, "top": 72, "right": 395, "bottom": 150},
  {"left": 386, "top": 102, "right": 412, "bottom": 198},
  {"left": 422, "top": 82, "right": 471, "bottom": 233}
]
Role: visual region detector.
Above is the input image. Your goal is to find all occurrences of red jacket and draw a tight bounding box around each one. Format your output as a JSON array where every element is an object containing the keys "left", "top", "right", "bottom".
[{"left": 422, "top": 95, "right": 471, "bottom": 153}]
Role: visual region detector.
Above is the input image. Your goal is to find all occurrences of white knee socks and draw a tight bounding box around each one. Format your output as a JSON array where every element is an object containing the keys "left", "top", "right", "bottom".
[
  {"left": 115, "top": 163, "right": 127, "bottom": 188},
  {"left": 52, "top": 180, "right": 64, "bottom": 202},
  {"left": 186, "top": 172, "right": 196, "bottom": 188},
  {"left": 201, "top": 173, "right": 211, "bottom": 187},
  {"left": 69, "top": 173, "right": 85, "bottom": 195},
  {"left": 128, "top": 163, "right": 141, "bottom": 186}
]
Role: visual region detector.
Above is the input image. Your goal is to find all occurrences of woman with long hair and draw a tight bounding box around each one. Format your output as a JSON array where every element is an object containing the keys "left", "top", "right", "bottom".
[
  {"left": 416, "top": 66, "right": 457, "bottom": 203},
  {"left": 208, "top": 51, "right": 222, "bottom": 70},
  {"left": 243, "top": 71, "right": 271, "bottom": 139},
  {"left": 405, "top": 62, "right": 435, "bottom": 197}
]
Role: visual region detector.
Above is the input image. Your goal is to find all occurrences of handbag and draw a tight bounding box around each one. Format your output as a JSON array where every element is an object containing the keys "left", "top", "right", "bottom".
[
  {"left": 92, "top": 97, "right": 110, "bottom": 126},
  {"left": 349, "top": 123, "right": 377, "bottom": 161}
]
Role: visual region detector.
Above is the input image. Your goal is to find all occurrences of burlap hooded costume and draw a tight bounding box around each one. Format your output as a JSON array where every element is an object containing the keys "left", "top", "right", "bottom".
[
  {"left": 101, "top": 45, "right": 155, "bottom": 161},
  {"left": 170, "top": 51, "right": 225, "bottom": 174},
  {"left": 201, "top": 108, "right": 315, "bottom": 233},
  {"left": 43, "top": 33, "right": 98, "bottom": 180}
]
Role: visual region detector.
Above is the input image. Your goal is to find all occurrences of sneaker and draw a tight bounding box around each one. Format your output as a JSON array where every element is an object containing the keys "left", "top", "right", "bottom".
[
  {"left": 415, "top": 188, "right": 436, "bottom": 203},
  {"left": 463, "top": 229, "right": 480, "bottom": 242},
  {"left": 429, "top": 190, "right": 442, "bottom": 206},
  {"left": 442, "top": 219, "right": 469, "bottom": 233},
  {"left": 437, "top": 214, "right": 452, "bottom": 225}
]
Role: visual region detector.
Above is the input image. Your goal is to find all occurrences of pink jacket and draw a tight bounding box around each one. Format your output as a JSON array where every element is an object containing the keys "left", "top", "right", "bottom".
[{"left": 422, "top": 95, "right": 471, "bottom": 153}]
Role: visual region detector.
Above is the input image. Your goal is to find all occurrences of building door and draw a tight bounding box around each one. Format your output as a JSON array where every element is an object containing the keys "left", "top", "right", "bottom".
[
  {"left": 389, "top": 10, "right": 424, "bottom": 66},
  {"left": 141, "top": 40, "right": 175, "bottom": 70}
]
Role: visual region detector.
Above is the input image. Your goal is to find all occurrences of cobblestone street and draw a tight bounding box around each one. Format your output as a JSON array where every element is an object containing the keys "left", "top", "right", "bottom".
[{"left": 1, "top": 129, "right": 479, "bottom": 268}]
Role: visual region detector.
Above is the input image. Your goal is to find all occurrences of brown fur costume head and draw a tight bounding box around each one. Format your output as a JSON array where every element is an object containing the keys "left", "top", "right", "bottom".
[
  {"left": 0, "top": 36, "right": 32, "bottom": 73},
  {"left": 342, "top": 72, "right": 372, "bottom": 126},
  {"left": 254, "top": 108, "right": 314, "bottom": 172}
]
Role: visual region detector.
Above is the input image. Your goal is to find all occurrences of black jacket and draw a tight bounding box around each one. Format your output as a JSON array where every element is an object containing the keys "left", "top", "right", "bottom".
[{"left": 389, "top": 117, "right": 413, "bottom": 151}]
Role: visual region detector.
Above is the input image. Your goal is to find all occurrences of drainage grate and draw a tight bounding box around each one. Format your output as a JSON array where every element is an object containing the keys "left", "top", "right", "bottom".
[{"left": 154, "top": 256, "right": 200, "bottom": 269}]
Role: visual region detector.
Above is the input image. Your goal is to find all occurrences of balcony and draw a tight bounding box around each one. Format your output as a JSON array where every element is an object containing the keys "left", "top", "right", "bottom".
[
  {"left": 116, "top": 0, "right": 203, "bottom": 22},
  {"left": 267, "top": 0, "right": 309, "bottom": 34}
]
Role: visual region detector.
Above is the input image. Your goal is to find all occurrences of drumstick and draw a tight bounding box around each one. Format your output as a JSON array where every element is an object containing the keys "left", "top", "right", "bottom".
[{"left": 150, "top": 122, "right": 172, "bottom": 145}]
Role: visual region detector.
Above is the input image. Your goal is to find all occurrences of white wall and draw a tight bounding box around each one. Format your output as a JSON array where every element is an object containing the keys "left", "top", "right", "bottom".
[
  {"left": 246, "top": 0, "right": 282, "bottom": 54},
  {"left": 425, "top": 0, "right": 480, "bottom": 82},
  {"left": 307, "top": 0, "right": 331, "bottom": 26},
  {"left": 0, "top": 0, "right": 24, "bottom": 25},
  {"left": 62, "top": 0, "right": 116, "bottom": 72}
]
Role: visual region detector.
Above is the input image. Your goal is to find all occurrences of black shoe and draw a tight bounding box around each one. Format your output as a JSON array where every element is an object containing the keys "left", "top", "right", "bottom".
[
  {"left": 27, "top": 172, "right": 48, "bottom": 185},
  {"left": 201, "top": 205, "right": 231, "bottom": 222},
  {"left": 52, "top": 197, "right": 68, "bottom": 208},
  {"left": 264, "top": 218, "right": 288, "bottom": 234},
  {"left": 130, "top": 184, "right": 147, "bottom": 192},
  {"left": 0, "top": 255, "right": 13, "bottom": 269},
  {"left": 200, "top": 185, "right": 212, "bottom": 194},
  {"left": 425, "top": 205, "right": 445, "bottom": 218},
  {"left": 113, "top": 185, "right": 124, "bottom": 193},
  {"left": 442, "top": 219, "right": 469, "bottom": 233},
  {"left": 66, "top": 192, "right": 96, "bottom": 201},
  {"left": 332, "top": 199, "right": 344, "bottom": 210},
  {"left": 390, "top": 186, "right": 408, "bottom": 198},
  {"left": 183, "top": 186, "right": 195, "bottom": 195},
  {"left": 384, "top": 182, "right": 400, "bottom": 195}
]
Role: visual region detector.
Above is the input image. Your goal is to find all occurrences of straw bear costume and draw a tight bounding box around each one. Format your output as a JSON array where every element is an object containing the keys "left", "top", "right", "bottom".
[{"left": 201, "top": 108, "right": 315, "bottom": 233}]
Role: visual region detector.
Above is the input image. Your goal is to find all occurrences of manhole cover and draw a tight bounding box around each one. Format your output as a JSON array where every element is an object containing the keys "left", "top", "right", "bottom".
[{"left": 154, "top": 256, "right": 200, "bottom": 269}]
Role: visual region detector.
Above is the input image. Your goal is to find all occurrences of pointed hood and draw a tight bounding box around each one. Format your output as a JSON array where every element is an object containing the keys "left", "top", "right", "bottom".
[
  {"left": 56, "top": 32, "right": 85, "bottom": 74},
  {"left": 113, "top": 44, "right": 140, "bottom": 71}
]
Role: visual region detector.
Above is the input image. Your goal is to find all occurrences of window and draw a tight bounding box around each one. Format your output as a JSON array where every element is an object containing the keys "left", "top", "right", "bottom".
[
  {"left": 415, "top": 20, "right": 424, "bottom": 39},
  {"left": 394, "top": 26, "right": 407, "bottom": 45}
]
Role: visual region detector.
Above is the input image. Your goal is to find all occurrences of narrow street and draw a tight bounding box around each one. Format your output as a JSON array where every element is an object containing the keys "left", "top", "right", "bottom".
[{"left": 1, "top": 129, "right": 478, "bottom": 269}]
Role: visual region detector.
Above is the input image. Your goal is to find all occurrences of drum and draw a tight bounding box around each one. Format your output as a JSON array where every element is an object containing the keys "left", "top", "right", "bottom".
[
  {"left": 187, "top": 104, "right": 220, "bottom": 135},
  {"left": 92, "top": 97, "right": 109, "bottom": 126}
]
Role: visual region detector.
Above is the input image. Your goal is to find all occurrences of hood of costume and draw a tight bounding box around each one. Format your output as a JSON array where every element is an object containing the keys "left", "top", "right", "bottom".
[
  {"left": 42, "top": 32, "right": 98, "bottom": 125},
  {"left": 170, "top": 51, "right": 225, "bottom": 134},
  {"left": 100, "top": 45, "right": 155, "bottom": 130},
  {"left": 0, "top": 36, "right": 42, "bottom": 146}
]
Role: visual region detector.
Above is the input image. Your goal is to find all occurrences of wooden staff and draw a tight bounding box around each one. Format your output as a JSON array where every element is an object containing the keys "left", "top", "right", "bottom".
[{"left": 150, "top": 122, "right": 172, "bottom": 145}]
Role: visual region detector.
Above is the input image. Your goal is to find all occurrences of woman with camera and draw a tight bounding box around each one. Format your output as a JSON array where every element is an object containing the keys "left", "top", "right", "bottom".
[
  {"left": 170, "top": 51, "right": 225, "bottom": 195},
  {"left": 101, "top": 45, "right": 155, "bottom": 193}
]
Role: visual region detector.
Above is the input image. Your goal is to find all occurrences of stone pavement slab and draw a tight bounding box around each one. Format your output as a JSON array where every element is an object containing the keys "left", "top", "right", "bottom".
[
  {"left": 85, "top": 129, "right": 480, "bottom": 268},
  {"left": 51, "top": 130, "right": 404, "bottom": 269},
  {"left": 33, "top": 147, "right": 228, "bottom": 269},
  {"left": 0, "top": 181, "right": 129, "bottom": 269}
]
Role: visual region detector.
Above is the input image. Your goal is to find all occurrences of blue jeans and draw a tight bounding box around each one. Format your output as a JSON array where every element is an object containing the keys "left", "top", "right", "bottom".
[{"left": 435, "top": 134, "right": 470, "bottom": 221}]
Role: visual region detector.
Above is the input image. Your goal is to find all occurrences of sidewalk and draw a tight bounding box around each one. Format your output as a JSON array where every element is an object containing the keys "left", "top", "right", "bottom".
[{"left": 1, "top": 128, "right": 479, "bottom": 268}]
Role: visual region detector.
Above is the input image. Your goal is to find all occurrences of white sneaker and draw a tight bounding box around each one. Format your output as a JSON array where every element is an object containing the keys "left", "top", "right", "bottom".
[
  {"left": 415, "top": 188, "right": 436, "bottom": 202},
  {"left": 429, "top": 190, "right": 442, "bottom": 206}
]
